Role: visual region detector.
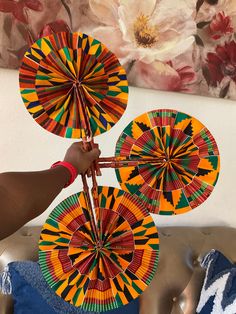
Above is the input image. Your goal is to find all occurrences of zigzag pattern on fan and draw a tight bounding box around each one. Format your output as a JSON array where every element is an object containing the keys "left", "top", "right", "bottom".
[{"left": 19, "top": 31, "right": 220, "bottom": 312}]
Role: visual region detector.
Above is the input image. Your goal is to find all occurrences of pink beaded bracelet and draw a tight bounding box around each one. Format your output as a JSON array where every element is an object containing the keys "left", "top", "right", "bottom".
[{"left": 51, "top": 161, "right": 78, "bottom": 188}]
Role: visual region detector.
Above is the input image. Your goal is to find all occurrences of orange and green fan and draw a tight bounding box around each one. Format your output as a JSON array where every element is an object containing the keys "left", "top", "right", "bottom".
[
  {"left": 115, "top": 109, "right": 220, "bottom": 215},
  {"left": 38, "top": 186, "right": 159, "bottom": 312},
  {"left": 19, "top": 32, "right": 128, "bottom": 140}
]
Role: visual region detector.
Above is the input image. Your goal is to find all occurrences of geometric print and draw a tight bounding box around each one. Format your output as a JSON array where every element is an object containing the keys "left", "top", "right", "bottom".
[
  {"left": 115, "top": 109, "right": 220, "bottom": 214},
  {"left": 197, "top": 250, "right": 236, "bottom": 314},
  {"left": 19, "top": 32, "right": 128, "bottom": 139},
  {"left": 38, "top": 186, "right": 159, "bottom": 312},
  {"left": 0, "top": 261, "right": 139, "bottom": 314},
  {"left": 16, "top": 30, "right": 220, "bottom": 313}
]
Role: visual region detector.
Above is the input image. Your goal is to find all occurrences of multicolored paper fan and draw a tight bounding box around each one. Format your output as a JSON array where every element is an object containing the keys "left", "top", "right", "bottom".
[
  {"left": 115, "top": 109, "right": 220, "bottom": 215},
  {"left": 39, "top": 186, "right": 159, "bottom": 312},
  {"left": 19, "top": 32, "right": 128, "bottom": 139}
]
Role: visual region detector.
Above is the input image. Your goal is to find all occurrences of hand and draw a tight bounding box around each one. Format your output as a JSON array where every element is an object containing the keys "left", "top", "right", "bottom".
[{"left": 63, "top": 142, "right": 101, "bottom": 174}]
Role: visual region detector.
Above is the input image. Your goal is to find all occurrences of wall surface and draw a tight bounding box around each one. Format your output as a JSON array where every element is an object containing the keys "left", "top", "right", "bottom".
[{"left": 0, "top": 68, "right": 235, "bottom": 228}]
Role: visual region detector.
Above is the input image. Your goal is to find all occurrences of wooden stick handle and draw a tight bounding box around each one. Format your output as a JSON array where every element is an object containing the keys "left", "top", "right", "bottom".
[
  {"left": 98, "top": 156, "right": 165, "bottom": 168},
  {"left": 98, "top": 156, "right": 165, "bottom": 163},
  {"left": 81, "top": 173, "right": 99, "bottom": 242}
]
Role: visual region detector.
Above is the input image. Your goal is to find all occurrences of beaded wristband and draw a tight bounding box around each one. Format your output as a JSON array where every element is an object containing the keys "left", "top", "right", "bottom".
[{"left": 51, "top": 161, "right": 78, "bottom": 188}]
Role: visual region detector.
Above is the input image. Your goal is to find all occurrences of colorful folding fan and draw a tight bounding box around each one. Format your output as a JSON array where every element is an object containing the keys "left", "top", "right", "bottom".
[
  {"left": 39, "top": 186, "right": 159, "bottom": 312},
  {"left": 19, "top": 32, "right": 159, "bottom": 312},
  {"left": 19, "top": 32, "right": 220, "bottom": 312},
  {"left": 115, "top": 109, "right": 220, "bottom": 214},
  {"left": 19, "top": 32, "right": 128, "bottom": 140}
]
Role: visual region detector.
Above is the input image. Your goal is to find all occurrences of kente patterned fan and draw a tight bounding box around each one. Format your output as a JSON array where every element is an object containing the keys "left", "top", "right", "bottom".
[
  {"left": 39, "top": 186, "right": 159, "bottom": 312},
  {"left": 19, "top": 32, "right": 128, "bottom": 139},
  {"left": 115, "top": 109, "right": 220, "bottom": 214}
]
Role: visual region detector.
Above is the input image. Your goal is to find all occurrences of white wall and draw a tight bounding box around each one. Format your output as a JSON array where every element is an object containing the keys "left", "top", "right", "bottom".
[{"left": 0, "top": 68, "right": 235, "bottom": 228}]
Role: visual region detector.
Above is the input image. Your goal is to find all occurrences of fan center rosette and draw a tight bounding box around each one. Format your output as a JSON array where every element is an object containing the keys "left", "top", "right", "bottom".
[
  {"left": 19, "top": 32, "right": 128, "bottom": 139},
  {"left": 115, "top": 109, "right": 220, "bottom": 215},
  {"left": 135, "top": 126, "right": 200, "bottom": 191},
  {"left": 67, "top": 208, "right": 135, "bottom": 279},
  {"left": 39, "top": 186, "right": 159, "bottom": 312}
]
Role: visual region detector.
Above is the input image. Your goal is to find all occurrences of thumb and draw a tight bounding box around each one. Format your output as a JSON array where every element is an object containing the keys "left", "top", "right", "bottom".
[{"left": 86, "top": 148, "right": 101, "bottom": 161}]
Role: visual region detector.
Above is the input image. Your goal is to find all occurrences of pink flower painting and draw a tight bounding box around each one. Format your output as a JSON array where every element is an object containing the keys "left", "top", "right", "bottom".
[
  {"left": 205, "top": 41, "right": 236, "bottom": 86},
  {"left": 0, "top": 0, "right": 236, "bottom": 100},
  {"left": 209, "top": 11, "right": 234, "bottom": 40}
]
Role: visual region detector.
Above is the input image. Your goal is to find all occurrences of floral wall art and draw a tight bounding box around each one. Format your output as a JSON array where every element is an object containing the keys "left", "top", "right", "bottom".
[{"left": 0, "top": 0, "right": 236, "bottom": 100}]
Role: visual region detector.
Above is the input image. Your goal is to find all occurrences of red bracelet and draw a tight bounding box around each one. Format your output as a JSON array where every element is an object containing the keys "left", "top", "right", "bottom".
[{"left": 51, "top": 161, "right": 78, "bottom": 188}]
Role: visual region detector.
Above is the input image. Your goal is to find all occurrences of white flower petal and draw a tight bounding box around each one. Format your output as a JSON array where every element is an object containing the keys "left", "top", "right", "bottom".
[
  {"left": 119, "top": 0, "right": 157, "bottom": 17},
  {"left": 128, "top": 60, "right": 180, "bottom": 90},
  {"left": 118, "top": 6, "right": 133, "bottom": 43},
  {"left": 122, "top": 36, "right": 195, "bottom": 63},
  {"left": 91, "top": 26, "right": 127, "bottom": 59},
  {"left": 89, "top": 0, "right": 119, "bottom": 26},
  {"left": 118, "top": 0, "right": 158, "bottom": 43},
  {"left": 152, "top": 36, "right": 195, "bottom": 62},
  {"left": 89, "top": 0, "right": 197, "bottom": 64}
]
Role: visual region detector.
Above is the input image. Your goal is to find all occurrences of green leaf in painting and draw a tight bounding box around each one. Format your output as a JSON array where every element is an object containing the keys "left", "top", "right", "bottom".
[
  {"left": 197, "top": 21, "right": 211, "bottom": 29},
  {"left": 196, "top": 0, "right": 204, "bottom": 12},
  {"left": 194, "top": 34, "right": 204, "bottom": 47},
  {"left": 219, "top": 82, "right": 230, "bottom": 98},
  {"left": 202, "top": 66, "right": 211, "bottom": 85}
]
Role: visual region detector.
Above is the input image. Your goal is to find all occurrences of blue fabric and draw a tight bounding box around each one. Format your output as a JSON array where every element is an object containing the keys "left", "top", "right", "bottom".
[
  {"left": 103, "top": 300, "right": 139, "bottom": 314},
  {"left": 196, "top": 250, "right": 236, "bottom": 314},
  {"left": 7, "top": 261, "right": 139, "bottom": 314}
]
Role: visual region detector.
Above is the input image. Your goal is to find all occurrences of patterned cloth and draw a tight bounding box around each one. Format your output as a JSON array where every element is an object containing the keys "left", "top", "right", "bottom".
[
  {"left": 39, "top": 186, "right": 159, "bottom": 312},
  {"left": 115, "top": 109, "right": 220, "bottom": 214},
  {"left": 19, "top": 32, "right": 128, "bottom": 140},
  {"left": 197, "top": 250, "right": 236, "bottom": 314}
]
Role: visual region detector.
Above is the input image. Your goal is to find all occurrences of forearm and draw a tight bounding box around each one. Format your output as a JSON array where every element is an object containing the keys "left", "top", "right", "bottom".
[
  {"left": 0, "top": 167, "right": 70, "bottom": 240},
  {"left": 0, "top": 142, "right": 100, "bottom": 240}
]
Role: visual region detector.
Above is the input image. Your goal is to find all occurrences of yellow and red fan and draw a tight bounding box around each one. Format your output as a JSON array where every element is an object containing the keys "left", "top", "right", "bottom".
[
  {"left": 39, "top": 186, "right": 159, "bottom": 312},
  {"left": 19, "top": 32, "right": 128, "bottom": 140},
  {"left": 115, "top": 109, "right": 220, "bottom": 214},
  {"left": 19, "top": 31, "right": 220, "bottom": 312},
  {"left": 19, "top": 32, "right": 159, "bottom": 312}
]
